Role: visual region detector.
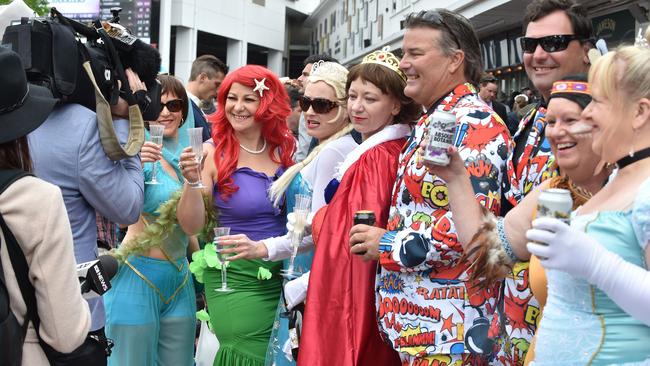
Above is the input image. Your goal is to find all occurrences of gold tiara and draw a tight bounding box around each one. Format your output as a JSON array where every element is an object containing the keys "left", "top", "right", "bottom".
[{"left": 362, "top": 46, "right": 406, "bottom": 82}]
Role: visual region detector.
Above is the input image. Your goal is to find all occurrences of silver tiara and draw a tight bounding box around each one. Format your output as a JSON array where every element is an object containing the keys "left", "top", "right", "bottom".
[
  {"left": 635, "top": 28, "right": 649, "bottom": 49},
  {"left": 310, "top": 61, "right": 348, "bottom": 82}
]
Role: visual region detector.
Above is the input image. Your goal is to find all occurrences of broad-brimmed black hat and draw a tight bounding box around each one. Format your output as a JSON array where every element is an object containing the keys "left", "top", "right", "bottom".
[{"left": 0, "top": 47, "right": 58, "bottom": 144}]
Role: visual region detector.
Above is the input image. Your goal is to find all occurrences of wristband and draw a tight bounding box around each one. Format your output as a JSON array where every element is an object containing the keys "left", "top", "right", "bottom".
[
  {"left": 496, "top": 216, "right": 519, "bottom": 262},
  {"left": 186, "top": 180, "right": 202, "bottom": 188}
]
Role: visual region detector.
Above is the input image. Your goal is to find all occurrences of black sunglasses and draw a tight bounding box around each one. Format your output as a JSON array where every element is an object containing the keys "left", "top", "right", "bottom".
[
  {"left": 298, "top": 95, "right": 340, "bottom": 114},
  {"left": 520, "top": 34, "right": 582, "bottom": 53},
  {"left": 160, "top": 99, "right": 183, "bottom": 113},
  {"left": 404, "top": 10, "right": 461, "bottom": 49}
]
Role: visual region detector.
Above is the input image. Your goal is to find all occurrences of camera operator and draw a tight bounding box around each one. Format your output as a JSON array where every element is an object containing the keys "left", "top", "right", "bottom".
[
  {"left": 0, "top": 47, "right": 92, "bottom": 366},
  {"left": 27, "top": 65, "right": 145, "bottom": 347}
]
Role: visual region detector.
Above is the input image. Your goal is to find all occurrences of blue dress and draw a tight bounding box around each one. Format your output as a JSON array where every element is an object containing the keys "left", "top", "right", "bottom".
[
  {"left": 105, "top": 121, "right": 197, "bottom": 366},
  {"left": 266, "top": 173, "right": 313, "bottom": 366},
  {"left": 532, "top": 179, "right": 650, "bottom": 365}
]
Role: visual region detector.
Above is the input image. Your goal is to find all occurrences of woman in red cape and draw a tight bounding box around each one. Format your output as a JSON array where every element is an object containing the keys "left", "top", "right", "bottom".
[{"left": 299, "top": 48, "right": 422, "bottom": 366}]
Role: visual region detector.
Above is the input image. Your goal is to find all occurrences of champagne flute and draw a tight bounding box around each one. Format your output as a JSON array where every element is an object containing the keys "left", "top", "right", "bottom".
[
  {"left": 281, "top": 194, "right": 311, "bottom": 279},
  {"left": 145, "top": 125, "right": 165, "bottom": 185},
  {"left": 188, "top": 127, "right": 205, "bottom": 188},
  {"left": 214, "top": 227, "right": 234, "bottom": 292}
]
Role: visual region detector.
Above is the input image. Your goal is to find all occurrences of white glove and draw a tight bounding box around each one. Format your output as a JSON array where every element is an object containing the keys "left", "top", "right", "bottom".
[
  {"left": 286, "top": 212, "right": 315, "bottom": 236},
  {"left": 526, "top": 217, "right": 603, "bottom": 279},
  {"left": 527, "top": 217, "right": 650, "bottom": 326},
  {"left": 284, "top": 272, "right": 310, "bottom": 310}
]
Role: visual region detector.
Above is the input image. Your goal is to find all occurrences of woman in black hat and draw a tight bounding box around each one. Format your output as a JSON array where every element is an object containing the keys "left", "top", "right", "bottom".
[{"left": 0, "top": 48, "right": 92, "bottom": 365}]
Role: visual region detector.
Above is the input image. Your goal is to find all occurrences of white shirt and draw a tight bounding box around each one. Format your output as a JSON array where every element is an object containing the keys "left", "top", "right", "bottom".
[
  {"left": 185, "top": 90, "right": 206, "bottom": 117},
  {"left": 264, "top": 134, "right": 358, "bottom": 260}
]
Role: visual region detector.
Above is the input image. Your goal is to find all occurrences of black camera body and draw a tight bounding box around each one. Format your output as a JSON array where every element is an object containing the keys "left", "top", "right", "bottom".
[{"left": 1, "top": 8, "right": 161, "bottom": 121}]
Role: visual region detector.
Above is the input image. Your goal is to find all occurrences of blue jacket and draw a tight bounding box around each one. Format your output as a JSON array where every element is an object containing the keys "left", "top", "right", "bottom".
[
  {"left": 28, "top": 103, "right": 144, "bottom": 330},
  {"left": 191, "top": 100, "right": 212, "bottom": 141}
]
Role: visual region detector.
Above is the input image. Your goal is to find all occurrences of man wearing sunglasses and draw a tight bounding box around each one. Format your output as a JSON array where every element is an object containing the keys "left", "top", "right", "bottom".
[
  {"left": 500, "top": 1, "right": 593, "bottom": 365},
  {"left": 358, "top": 8, "right": 512, "bottom": 366}
]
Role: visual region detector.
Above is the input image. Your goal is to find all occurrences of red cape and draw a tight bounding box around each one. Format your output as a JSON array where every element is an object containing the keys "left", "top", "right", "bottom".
[{"left": 299, "top": 139, "right": 405, "bottom": 366}]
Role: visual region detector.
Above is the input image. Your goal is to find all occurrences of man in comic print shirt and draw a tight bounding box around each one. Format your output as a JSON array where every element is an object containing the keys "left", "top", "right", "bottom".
[
  {"left": 498, "top": 1, "right": 593, "bottom": 364},
  {"left": 370, "top": 9, "right": 512, "bottom": 366}
]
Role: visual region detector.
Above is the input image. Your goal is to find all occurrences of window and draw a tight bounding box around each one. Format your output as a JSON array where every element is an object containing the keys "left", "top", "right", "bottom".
[
  {"left": 378, "top": 14, "right": 383, "bottom": 38},
  {"left": 369, "top": 0, "right": 377, "bottom": 22},
  {"left": 363, "top": 1, "right": 368, "bottom": 25},
  {"left": 359, "top": 28, "right": 364, "bottom": 48}
]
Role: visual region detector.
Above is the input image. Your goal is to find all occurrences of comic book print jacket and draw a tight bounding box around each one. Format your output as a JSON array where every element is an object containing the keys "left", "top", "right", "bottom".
[
  {"left": 500, "top": 105, "right": 557, "bottom": 366},
  {"left": 376, "top": 83, "right": 513, "bottom": 361},
  {"left": 503, "top": 104, "right": 556, "bottom": 207}
]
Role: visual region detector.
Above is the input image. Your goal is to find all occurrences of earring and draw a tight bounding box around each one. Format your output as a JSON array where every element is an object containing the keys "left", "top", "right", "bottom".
[{"left": 629, "top": 129, "right": 636, "bottom": 157}]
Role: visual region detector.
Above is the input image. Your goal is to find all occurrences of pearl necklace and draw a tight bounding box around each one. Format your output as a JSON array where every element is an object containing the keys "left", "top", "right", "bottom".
[{"left": 240, "top": 139, "right": 267, "bottom": 154}]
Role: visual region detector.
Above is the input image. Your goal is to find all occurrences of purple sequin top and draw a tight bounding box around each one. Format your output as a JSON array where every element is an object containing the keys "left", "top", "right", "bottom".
[{"left": 213, "top": 166, "right": 287, "bottom": 241}]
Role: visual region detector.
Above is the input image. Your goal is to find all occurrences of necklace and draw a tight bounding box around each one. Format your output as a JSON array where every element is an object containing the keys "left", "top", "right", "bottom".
[
  {"left": 240, "top": 139, "right": 267, "bottom": 154},
  {"left": 616, "top": 146, "right": 650, "bottom": 170}
]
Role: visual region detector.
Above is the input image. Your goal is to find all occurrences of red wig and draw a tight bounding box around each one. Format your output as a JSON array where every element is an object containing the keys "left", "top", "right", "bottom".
[{"left": 208, "top": 65, "right": 296, "bottom": 199}]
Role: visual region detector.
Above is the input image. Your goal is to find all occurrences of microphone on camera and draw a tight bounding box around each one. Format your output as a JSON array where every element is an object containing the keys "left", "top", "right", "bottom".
[{"left": 76, "top": 255, "right": 118, "bottom": 299}]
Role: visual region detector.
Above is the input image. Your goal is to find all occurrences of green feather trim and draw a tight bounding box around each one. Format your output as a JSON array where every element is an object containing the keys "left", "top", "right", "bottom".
[{"left": 110, "top": 189, "right": 217, "bottom": 262}]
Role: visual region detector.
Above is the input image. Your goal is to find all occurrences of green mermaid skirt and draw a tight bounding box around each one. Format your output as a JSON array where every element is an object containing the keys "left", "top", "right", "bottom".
[{"left": 204, "top": 259, "right": 282, "bottom": 366}]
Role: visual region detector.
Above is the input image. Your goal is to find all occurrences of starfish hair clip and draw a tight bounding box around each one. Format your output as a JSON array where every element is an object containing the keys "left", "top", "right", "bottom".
[{"left": 253, "top": 78, "right": 270, "bottom": 97}]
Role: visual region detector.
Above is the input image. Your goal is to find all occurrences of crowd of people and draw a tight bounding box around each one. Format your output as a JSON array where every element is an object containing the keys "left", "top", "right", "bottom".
[{"left": 2, "top": 0, "right": 650, "bottom": 365}]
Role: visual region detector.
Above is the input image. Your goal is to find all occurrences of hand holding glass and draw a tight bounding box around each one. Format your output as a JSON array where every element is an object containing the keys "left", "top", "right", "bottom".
[
  {"left": 188, "top": 127, "right": 205, "bottom": 188},
  {"left": 214, "top": 227, "right": 234, "bottom": 292},
  {"left": 145, "top": 125, "right": 165, "bottom": 185},
  {"left": 282, "top": 194, "right": 311, "bottom": 278}
]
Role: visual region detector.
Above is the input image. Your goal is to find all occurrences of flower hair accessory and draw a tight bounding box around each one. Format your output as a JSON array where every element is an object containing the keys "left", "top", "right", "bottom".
[
  {"left": 362, "top": 46, "right": 407, "bottom": 82},
  {"left": 253, "top": 78, "right": 270, "bottom": 97}
]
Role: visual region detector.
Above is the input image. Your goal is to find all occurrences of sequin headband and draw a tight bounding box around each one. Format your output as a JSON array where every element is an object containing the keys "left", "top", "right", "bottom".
[
  {"left": 550, "top": 81, "right": 590, "bottom": 96},
  {"left": 362, "top": 46, "right": 407, "bottom": 82}
]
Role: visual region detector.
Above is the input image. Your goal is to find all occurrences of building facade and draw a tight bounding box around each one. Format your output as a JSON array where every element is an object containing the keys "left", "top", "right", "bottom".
[
  {"left": 306, "top": 0, "right": 649, "bottom": 99},
  {"left": 157, "top": 0, "right": 319, "bottom": 83}
]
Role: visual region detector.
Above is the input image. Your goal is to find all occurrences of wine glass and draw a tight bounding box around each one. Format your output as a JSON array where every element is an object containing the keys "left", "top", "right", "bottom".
[
  {"left": 145, "top": 125, "right": 165, "bottom": 185},
  {"left": 187, "top": 127, "right": 205, "bottom": 188},
  {"left": 281, "top": 194, "right": 312, "bottom": 279},
  {"left": 214, "top": 227, "right": 234, "bottom": 292}
]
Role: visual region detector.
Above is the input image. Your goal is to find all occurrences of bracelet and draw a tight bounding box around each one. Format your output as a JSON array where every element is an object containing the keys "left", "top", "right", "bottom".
[
  {"left": 496, "top": 216, "right": 519, "bottom": 262},
  {"left": 186, "top": 180, "right": 202, "bottom": 188}
]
